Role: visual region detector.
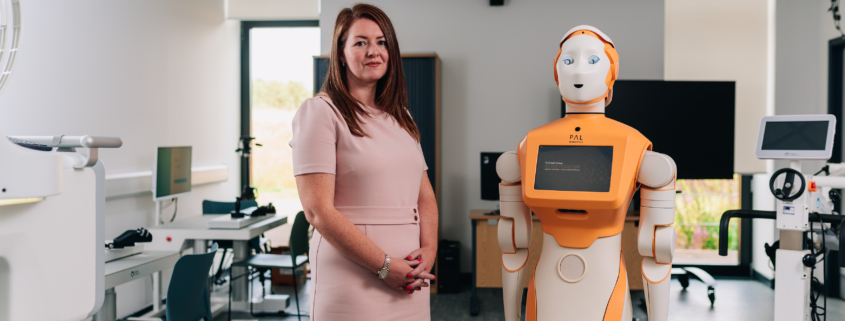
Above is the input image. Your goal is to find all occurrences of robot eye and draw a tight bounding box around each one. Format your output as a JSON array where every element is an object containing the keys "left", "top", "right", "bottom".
[
  {"left": 588, "top": 55, "right": 600, "bottom": 64},
  {"left": 563, "top": 56, "right": 574, "bottom": 65}
]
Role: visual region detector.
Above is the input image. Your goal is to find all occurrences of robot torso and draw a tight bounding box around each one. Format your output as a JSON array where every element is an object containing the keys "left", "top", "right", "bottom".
[{"left": 517, "top": 113, "right": 651, "bottom": 248}]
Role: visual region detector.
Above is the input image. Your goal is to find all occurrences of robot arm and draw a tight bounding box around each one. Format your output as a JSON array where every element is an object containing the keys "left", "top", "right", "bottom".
[
  {"left": 636, "top": 151, "right": 676, "bottom": 321},
  {"left": 496, "top": 151, "right": 532, "bottom": 321}
]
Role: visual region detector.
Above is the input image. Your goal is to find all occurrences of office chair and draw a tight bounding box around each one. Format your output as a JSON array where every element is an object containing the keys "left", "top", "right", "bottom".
[
  {"left": 201, "top": 199, "right": 260, "bottom": 285},
  {"left": 129, "top": 243, "right": 219, "bottom": 321},
  {"left": 230, "top": 211, "right": 310, "bottom": 321}
]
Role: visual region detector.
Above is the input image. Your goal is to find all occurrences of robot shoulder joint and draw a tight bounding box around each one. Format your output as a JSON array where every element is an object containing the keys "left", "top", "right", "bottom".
[{"left": 638, "top": 151, "right": 676, "bottom": 188}]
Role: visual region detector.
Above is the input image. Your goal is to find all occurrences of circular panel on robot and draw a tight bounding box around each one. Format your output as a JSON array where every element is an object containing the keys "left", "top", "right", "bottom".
[{"left": 557, "top": 253, "right": 587, "bottom": 283}]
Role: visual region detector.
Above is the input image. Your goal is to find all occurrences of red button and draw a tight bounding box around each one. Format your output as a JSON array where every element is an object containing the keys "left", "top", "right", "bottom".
[
  {"left": 809, "top": 181, "right": 817, "bottom": 192},
  {"left": 166, "top": 236, "right": 172, "bottom": 242}
]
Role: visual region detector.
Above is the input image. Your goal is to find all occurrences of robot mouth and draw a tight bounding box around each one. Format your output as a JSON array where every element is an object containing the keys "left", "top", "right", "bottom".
[{"left": 574, "top": 84, "right": 584, "bottom": 88}]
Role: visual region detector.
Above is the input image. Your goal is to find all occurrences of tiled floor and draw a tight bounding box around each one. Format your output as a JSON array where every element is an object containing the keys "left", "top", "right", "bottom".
[{"left": 210, "top": 277, "right": 845, "bottom": 321}]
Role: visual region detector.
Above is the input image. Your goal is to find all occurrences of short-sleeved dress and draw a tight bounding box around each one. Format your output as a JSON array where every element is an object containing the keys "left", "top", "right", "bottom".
[{"left": 289, "top": 96, "right": 430, "bottom": 321}]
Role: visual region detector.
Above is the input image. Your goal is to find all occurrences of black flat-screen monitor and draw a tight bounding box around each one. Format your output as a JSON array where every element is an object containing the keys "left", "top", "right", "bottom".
[
  {"left": 562, "top": 80, "right": 736, "bottom": 179},
  {"left": 481, "top": 152, "right": 504, "bottom": 200}
]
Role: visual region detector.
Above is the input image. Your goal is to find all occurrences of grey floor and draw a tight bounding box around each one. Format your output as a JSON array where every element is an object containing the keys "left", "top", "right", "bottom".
[{"left": 210, "top": 277, "right": 845, "bottom": 321}]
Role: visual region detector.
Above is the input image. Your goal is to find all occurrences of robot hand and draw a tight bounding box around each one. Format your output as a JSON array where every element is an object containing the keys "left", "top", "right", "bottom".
[
  {"left": 496, "top": 151, "right": 532, "bottom": 321},
  {"left": 637, "top": 151, "right": 677, "bottom": 321}
]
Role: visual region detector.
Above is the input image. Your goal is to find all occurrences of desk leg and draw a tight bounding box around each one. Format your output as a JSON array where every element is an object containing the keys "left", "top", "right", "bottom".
[
  {"left": 470, "top": 219, "right": 479, "bottom": 316},
  {"left": 93, "top": 288, "right": 116, "bottom": 321},
  {"left": 152, "top": 272, "right": 161, "bottom": 312},
  {"left": 194, "top": 239, "right": 212, "bottom": 292},
  {"left": 232, "top": 240, "right": 249, "bottom": 303}
]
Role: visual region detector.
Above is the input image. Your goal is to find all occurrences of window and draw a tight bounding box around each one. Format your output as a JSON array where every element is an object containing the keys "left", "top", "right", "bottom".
[{"left": 241, "top": 21, "right": 319, "bottom": 247}]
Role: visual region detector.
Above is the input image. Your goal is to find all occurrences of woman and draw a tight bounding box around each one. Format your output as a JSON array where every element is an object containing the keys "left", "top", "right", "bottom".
[{"left": 289, "top": 3, "right": 437, "bottom": 320}]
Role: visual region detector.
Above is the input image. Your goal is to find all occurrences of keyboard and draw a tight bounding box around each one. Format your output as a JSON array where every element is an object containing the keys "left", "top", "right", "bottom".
[{"left": 7, "top": 136, "right": 52, "bottom": 151}]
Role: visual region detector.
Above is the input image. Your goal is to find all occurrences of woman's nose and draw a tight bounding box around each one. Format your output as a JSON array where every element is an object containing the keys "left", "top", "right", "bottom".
[{"left": 367, "top": 46, "right": 377, "bottom": 57}]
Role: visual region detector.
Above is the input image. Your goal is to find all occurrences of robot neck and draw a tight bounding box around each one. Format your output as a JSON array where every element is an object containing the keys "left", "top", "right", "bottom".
[{"left": 564, "top": 99, "right": 605, "bottom": 114}]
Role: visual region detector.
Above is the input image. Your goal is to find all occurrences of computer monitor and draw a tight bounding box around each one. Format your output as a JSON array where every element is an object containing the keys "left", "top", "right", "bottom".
[
  {"left": 152, "top": 146, "right": 192, "bottom": 201},
  {"left": 755, "top": 115, "right": 836, "bottom": 160},
  {"left": 481, "top": 152, "right": 505, "bottom": 201}
]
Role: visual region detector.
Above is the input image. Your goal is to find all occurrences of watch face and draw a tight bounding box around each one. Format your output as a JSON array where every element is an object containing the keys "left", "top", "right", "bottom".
[{"left": 378, "top": 269, "right": 389, "bottom": 279}]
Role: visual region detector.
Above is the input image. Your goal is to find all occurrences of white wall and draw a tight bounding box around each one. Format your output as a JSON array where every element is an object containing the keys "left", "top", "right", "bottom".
[
  {"left": 226, "top": 0, "right": 319, "bottom": 20},
  {"left": 664, "top": 0, "right": 773, "bottom": 175},
  {"left": 0, "top": 0, "right": 240, "bottom": 317},
  {"left": 319, "top": 0, "right": 665, "bottom": 272},
  {"left": 773, "top": 0, "right": 838, "bottom": 175}
]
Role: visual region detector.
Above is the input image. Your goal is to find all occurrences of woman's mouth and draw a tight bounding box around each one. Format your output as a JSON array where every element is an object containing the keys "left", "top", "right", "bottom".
[{"left": 366, "top": 62, "right": 381, "bottom": 67}]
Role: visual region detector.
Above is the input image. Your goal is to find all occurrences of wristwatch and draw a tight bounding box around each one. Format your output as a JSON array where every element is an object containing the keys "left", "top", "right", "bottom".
[{"left": 377, "top": 254, "right": 390, "bottom": 279}]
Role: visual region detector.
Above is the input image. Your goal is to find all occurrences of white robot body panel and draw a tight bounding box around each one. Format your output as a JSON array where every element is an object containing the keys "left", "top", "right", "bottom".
[
  {"left": 773, "top": 249, "right": 812, "bottom": 321},
  {"left": 533, "top": 232, "right": 631, "bottom": 321},
  {"left": 0, "top": 134, "right": 63, "bottom": 200},
  {"left": 0, "top": 161, "right": 105, "bottom": 320}
]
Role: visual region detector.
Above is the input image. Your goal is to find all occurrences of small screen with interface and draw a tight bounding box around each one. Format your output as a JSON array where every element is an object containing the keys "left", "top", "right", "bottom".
[
  {"left": 156, "top": 146, "right": 192, "bottom": 199},
  {"left": 534, "top": 145, "right": 613, "bottom": 192},
  {"left": 761, "top": 121, "right": 829, "bottom": 151}
]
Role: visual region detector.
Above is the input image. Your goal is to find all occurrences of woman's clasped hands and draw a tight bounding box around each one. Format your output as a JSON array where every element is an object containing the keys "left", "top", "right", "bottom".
[{"left": 383, "top": 247, "right": 436, "bottom": 294}]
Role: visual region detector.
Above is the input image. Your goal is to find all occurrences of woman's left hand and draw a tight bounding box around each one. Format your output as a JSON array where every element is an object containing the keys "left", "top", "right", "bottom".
[{"left": 405, "top": 247, "right": 436, "bottom": 291}]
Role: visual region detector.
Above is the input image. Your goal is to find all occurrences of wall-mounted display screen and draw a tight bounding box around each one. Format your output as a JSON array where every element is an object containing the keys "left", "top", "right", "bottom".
[
  {"left": 534, "top": 145, "right": 613, "bottom": 192},
  {"left": 761, "top": 121, "right": 829, "bottom": 151},
  {"left": 564, "top": 80, "right": 736, "bottom": 179}
]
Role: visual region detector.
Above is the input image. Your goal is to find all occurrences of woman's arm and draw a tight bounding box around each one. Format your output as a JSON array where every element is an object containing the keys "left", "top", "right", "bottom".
[
  {"left": 296, "top": 173, "right": 415, "bottom": 291},
  {"left": 406, "top": 171, "right": 439, "bottom": 289}
]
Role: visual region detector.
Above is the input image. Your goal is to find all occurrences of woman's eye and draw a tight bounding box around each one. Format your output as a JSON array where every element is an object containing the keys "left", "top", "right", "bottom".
[
  {"left": 355, "top": 41, "right": 365, "bottom": 46},
  {"left": 563, "top": 56, "right": 574, "bottom": 65},
  {"left": 378, "top": 41, "right": 387, "bottom": 46},
  {"left": 588, "top": 55, "right": 600, "bottom": 64}
]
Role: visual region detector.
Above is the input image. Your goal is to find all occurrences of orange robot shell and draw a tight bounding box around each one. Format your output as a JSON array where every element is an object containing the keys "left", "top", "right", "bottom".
[{"left": 517, "top": 114, "right": 651, "bottom": 248}]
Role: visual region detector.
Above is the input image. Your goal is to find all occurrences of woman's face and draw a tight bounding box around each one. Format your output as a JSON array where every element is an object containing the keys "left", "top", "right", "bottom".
[{"left": 342, "top": 18, "right": 389, "bottom": 86}]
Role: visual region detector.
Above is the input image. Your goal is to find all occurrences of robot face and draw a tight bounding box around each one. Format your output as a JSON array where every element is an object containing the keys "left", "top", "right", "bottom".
[{"left": 556, "top": 35, "right": 612, "bottom": 103}]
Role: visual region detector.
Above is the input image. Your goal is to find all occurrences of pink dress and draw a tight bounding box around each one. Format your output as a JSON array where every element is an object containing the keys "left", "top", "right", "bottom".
[{"left": 290, "top": 96, "right": 430, "bottom": 321}]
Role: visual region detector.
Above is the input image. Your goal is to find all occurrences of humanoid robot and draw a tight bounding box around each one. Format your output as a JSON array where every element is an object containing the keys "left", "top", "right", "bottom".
[{"left": 496, "top": 25, "right": 676, "bottom": 321}]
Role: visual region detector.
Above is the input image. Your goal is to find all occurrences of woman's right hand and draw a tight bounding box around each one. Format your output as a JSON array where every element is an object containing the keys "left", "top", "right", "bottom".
[{"left": 383, "top": 257, "right": 415, "bottom": 293}]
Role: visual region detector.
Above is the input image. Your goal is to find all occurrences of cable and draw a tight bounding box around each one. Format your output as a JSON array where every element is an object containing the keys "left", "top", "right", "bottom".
[
  {"left": 808, "top": 219, "right": 827, "bottom": 321},
  {"left": 169, "top": 198, "right": 178, "bottom": 223}
]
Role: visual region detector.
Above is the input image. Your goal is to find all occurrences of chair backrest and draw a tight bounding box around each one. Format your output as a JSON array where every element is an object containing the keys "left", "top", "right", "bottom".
[
  {"left": 165, "top": 243, "right": 218, "bottom": 321},
  {"left": 289, "top": 211, "right": 311, "bottom": 258},
  {"left": 202, "top": 199, "right": 258, "bottom": 214}
]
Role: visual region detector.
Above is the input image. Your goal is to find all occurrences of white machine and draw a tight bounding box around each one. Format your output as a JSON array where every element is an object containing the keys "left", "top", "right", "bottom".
[
  {"left": 0, "top": 0, "right": 123, "bottom": 320},
  {"left": 720, "top": 114, "right": 845, "bottom": 321}
]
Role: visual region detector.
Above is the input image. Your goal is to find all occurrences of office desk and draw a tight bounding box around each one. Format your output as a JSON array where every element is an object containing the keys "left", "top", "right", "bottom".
[
  {"left": 469, "top": 209, "right": 644, "bottom": 316},
  {"left": 145, "top": 214, "right": 288, "bottom": 310},
  {"left": 93, "top": 251, "right": 180, "bottom": 321}
]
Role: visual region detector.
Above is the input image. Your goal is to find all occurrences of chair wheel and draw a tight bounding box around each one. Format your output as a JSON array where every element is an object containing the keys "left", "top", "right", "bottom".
[
  {"left": 707, "top": 286, "right": 715, "bottom": 306},
  {"left": 679, "top": 273, "right": 690, "bottom": 290}
]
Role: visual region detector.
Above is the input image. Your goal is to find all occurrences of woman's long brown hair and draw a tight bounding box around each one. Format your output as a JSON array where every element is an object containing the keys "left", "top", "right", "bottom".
[{"left": 320, "top": 3, "right": 420, "bottom": 142}]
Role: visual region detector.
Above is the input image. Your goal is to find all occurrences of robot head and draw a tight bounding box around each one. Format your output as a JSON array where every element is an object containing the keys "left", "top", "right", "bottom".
[{"left": 554, "top": 25, "right": 619, "bottom": 107}]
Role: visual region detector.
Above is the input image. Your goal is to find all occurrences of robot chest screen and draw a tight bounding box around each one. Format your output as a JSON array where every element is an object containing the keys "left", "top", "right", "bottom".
[
  {"left": 520, "top": 115, "right": 650, "bottom": 210},
  {"left": 534, "top": 145, "right": 614, "bottom": 192}
]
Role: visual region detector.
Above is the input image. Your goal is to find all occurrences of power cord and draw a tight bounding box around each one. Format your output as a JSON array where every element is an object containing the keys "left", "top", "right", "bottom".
[
  {"left": 808, "top": 218, "right": 826, "bottom": 321},
  {"left": 169, "top": 198, "right": 178, "bottom": 223},
  {"left": 158, "top": 198, "right": 178, "bottom": 225}
]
